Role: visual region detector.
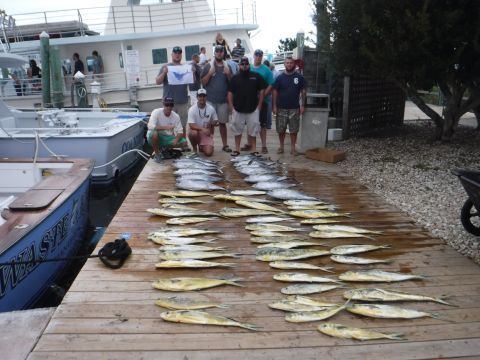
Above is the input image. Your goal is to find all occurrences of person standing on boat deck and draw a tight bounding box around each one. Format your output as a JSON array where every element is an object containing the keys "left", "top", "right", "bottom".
[
  {"left": 231, "top": 38, "right": 245, "bottom": 61},
  {"left": 73, "top": 53, "right": 85, "bottom": 75},
  {"left": 225, "top": 54, "right": 239, "bottom": 75},
  {"left": 189, "top": 53, "right": 202, "bottom": 106},
  {"left": 199, "top": 47, "right": 209, "bottom": 68},
  {"left": 91, "top": 51, "right": 104, "bottom": 79},
  {"left": 27, "top": 59, "right": 41, "bottom": 92},
  {"left": 272, "top": 56, "right": 306, "bottom": 155},
  {"left": 201, "top": 45, "right": 233, "bottom": 153},
  {"left": 214, "top": 33, "right": 231, "bottom": 60},
  {"left": 147, "top": 96, "right": 187, "bottom": 163},
  {"left": 156, "top": 46, "right": 190, "bottom": 135},
  {"left": 187, "top": 89, "right": 218, "bottom": 157},
  {"left": 227, "top": 56, "right": 266, "bottom": 156},
  {"left": 240, "top": 49, "right": 274, "bottom": 154}
]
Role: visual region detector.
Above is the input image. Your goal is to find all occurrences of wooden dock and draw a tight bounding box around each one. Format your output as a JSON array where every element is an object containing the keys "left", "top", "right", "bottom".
[{"left": 28, "top": 152, "right": 480, "bottom": 359}]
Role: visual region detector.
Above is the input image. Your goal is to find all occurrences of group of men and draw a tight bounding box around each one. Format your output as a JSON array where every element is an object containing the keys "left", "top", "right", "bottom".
[{"left": 147, "top": 43, "right": 306, "bottom": 162}]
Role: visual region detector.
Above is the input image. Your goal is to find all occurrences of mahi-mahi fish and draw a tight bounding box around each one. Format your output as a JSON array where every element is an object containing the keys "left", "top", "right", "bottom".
[
  {"left": 152, "top": 277, "right": 244, "bottom": 291},
  {"left": 158, "top": 251, "right": 239, "bottom": 260},
  {"left": 339, "top": 269, "right": 424, "bottom": 282},
  {"left": 309, "top": 230, "right": 373, "bottom": 239},
  {"left": 281, "top": 284, "right": 345, "bottom": 295},
  {"left": 273, "top": 272, "right": 339, "bottom": 283},
  {"left": 269, "top": 261, "right": 333, "bottom": 272},
  {"left": 287, "top": 295, "right": 338, "bottom": 307},
  {"left": 158, "top": 198, "right": 205, "bottom": 204},
  {"left": 343, "top": 288, "right": 453, "bottom": 305},
  {"left": 149, "top": 236, "right": 216, "bottom": 245},
  {"left": 318, "top": 323, "right": 405, "bottom": 341},
  {"left": 330, "top": 244, "right": 391, "bottom": 255},
  {"left": 160, "top": 310, "right": 260, "bottom": 330},
  {"left": 149, "top": 228, "right": 219, "bottom": 237},
  {"left": 213, "top": 194, "right": 273, "bottom": 203},
  {"left": 346, "top": 303, "right": 440, "bottom": 319},
  {"left": 290, "top": 209, "right": 351, "bottom": 219},
  {"left": 166, "top": 217, "right": 219, "bottom": 225},
  {"left": 250, "top": 235, "right": 310, "bottom": 244},
  {"left": 256, "top": 247, "right": 330, "bottom": 261},
  {"left": 236, "top": 200, "right": 285, "bottom": 213},
  {"left": 267, "top": 189, "right": 317, "bottom": 200},
  {"left": 218, "top": 207, "right": 277, "bottom": 217},
  {"left": 245, "top": 223, "right": 304, "bottom": 232},
  {"left": 158, "top": 190, "right": 210, "bottom": 197},
  {"left": 313, "top": 224, "right": 383, "bottom": 234},
  {"left": 268, "top": 300, "right": 330, "bottom": 312},
  {"left": 147, "top": 208, "right": 218, "bottom": 217},
  {"left": 285, "top": 300, "right": 349, "bottom": 323},
  {"left": 158, "top": 244, "right": 225, "bottom": 252},
  {"left": 155, "top": 296, "right": 228, "bottom": 310},
  {"left": 155, "top": 259, "right": 235, "bottom": 269},
  {"left": 258, "top": 241, "right": 326, "bottom": 249},
  {"left": 330, "top": 255, "right": 391, "bottom": 265},
  {"left": 246, "top": 216, "right": 294, "bottom": 223},
  {"left": 300, "top": 219, "right": 342, "bottom": 225}
]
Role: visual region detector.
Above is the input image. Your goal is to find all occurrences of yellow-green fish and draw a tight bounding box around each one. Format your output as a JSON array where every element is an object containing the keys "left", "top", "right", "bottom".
[
  {"left": 268, "top": 300, "right": 330, "bottom": 312},
  {"left": 258, "top": 241, "right": 326, "bottom": 249},
  {"left": 158, "top": 244, "right": 226, "bottom": 252},
  {"left": 330, "top": 244, "right": 391, "bottom": 255},
  {"left": 313, "top": 224, "right": 383, "bottom": 234},
  {"left": 339, "top": 270, "right": 424, "bottom": 282},
  {"left": 158, "top": 198, "right": 205, "bottom": 204},
  {"left": 346, "top": 303, "right": 440, "bottom": 319},
  {"left": 245, "top": 223, "right": 305, "bottom": 232},
  {"left": 160, "top": 310, "right": 259, "bottom": 331},
  {"left": 285, "top": 301, "right": 349, "bottom": 323},
  {"left": 250, "top": 230, "right": 299, "bottom": 237},
  {"left": 246, "top": 216, "right": 295, "bottom": 223},
  {"left": 330, "top": 255, "right": 391, "bottom": 265},
  {"left": 256, "top": 248, "right": 330, "bottom": 261},
  {"left": 290, "top": 209, "right": 351, "bottom": 219},
  {"left": 218, "top": 207, "right": 277, "bottom": 217},
  {"left": 309, "top": 231, "right": 373, "bottom": 239},
  {"left": 158, "top": 190, "right": 210, "bottom": 197},
  {"left": 155, "top": 296, "right": 228, "bottom": 310},
  {"left": 250, "top": 236, "right": 309, "bottom": 244},
  {"left": 155, "top": 260, "right": 234, "bottom": 269},
  {"left": 300, "top": 219, "right": 342, "bottom": 225},
  {"left": 147, "top": 208, "right": 218, "bottom": 217},
  {"left": 273, "top": 272, "right": 339, "bottom": 283},
  {"left": 236, "top": 200, "right": 285, "bottom": 213},
  {"left": 286, "top": 295, "right": 338, "bottom": 307},
  {"left": 281, "top": 284, "right": 345, "bottom": 295},
  {"left": 318, "top": 323, "right": 405, "bottom": 341},
  {"left": 269, "top": 261, "right": 333, "bottom": 273},
  {"left": 284, "top": 200, "right": 326, "bottom": 206},
  {"left": 231, "top": 189, "right": 267, "bottom": 196},
  {"left": 159, "top": 251, "right": 239, "bottom": 260},
  {"left": 287, "top": 205, "right": 338, "bottom": 211},
  {"left": 343, "top": 288, "right": 452, "bottom": 305},
  {"left": 166, "top": 217, "right": 219, "bottom": 225},
  {"left": 152, "top": 277, "right": 244, "bottom": 291},
  {"left": 149, "top": 228, "right": 219, "bottom": 237},
  {"left": 149, "top": 236, "right": 216, "bottom": 245},
  {"left": 214, "top": 194, "right": 272, "bottom": 203}
]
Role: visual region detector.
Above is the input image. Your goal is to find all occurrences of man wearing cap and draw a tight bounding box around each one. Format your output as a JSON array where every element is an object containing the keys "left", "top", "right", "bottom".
[
  {"left": 156, "top": 46, "right": 190, "bottom": 134},
  {"left": 241, "top": 49, "right": 274, "bottom": 154},
  {"left": 231, "top": 38, "right": 245, "bottom": 60},
  {"left": 227, "top": 56, "right": 266, "bottom": 156},
  {"left": 147, "top": 97, "right": 187, "bottom": 162},
  {"left": 187, "top": 89, "right": 218, "bottom": 157},
  {"left": 201, "top": 45, "right": 233, "bottom": 153}
]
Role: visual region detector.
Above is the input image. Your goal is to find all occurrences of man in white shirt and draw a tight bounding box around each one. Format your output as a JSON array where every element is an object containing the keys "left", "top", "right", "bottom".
[
  {"left": 147, "top": 96, "right": 187, "bottom": 162},
  {"left": 187, "top": 89, "right": 218, "bottom": 157}
]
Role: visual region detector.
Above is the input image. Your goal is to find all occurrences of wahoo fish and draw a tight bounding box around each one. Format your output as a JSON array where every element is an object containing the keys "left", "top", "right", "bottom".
[
  {"left": 346, "top": 303, "right": 440, "bottom": 319},
  {"left": 218, "top": 207, "right": 277, "bottom": 217},
  {"left": 268, "top": 300, "right": 330, "bottom": 312},
  {"left": 330, "top": 244, "right": 391, "bottom": 255},
  {"left": 166, "top": 217, "right": 219, "bottom": 225},
  {"left": 174, "top": 168, "right": 219, "bottom": 176},
  {"left": 147, "top": 208, "right": 218, "bottom": 217},
  {"left": 149, "top": 228, "right": 219, "bottom": 237},
  {"left": 250, "top": 230, "right": 300, "bottom": 237},
  {"left": 313, "top": 224, "right": 383, "bottom": 234},
  {"left": 236, "top": 167, "right": 273, "bottom": 176},
  {"left": 256, "top": 248, "right": 330, "bottom": 261},
  {"left": 246, "top": 216, "right": 294, "bottom": 223},
  {"left": 236, "top": 200, "right": 285, "bottom": 213},
  {"left": 253, "top": 182, "right": 296, "bottom": 191},
  {"left": 339, "top": 270, "right": 424, "bottom": 282},
  {"left": 230, "top": 189, "right": 267, "bottom": 196},
  {"left": 318, "top": 323, "right": 405, "bottom": 341},
  {"left": 330, "top": 255, "right": 391, "bottom": 265},
  {"left": 158, "top": 190, "right": 210, "bottom": 197},
  {"left": 284, "top": 199, "right": 325, "bottom": 206},
  {"left": 158, "top": 198, "right": 205, "bottom": 204},
  {"left": 287, "top": 295, "right": 338, "bottom": 307},
  {"left": 267, "top": 189, "right": 317, "bottom": 200},
  {"left": 160, "top": 310, "right": 259, "bottom": 331},
  {"left": 285, "top": 301, "right": 349, "bottom": 323},
  {"left": 309, "top": 231, "right": 372, "bottom": 239},
  {"left": 269, "top": 261, "right": 334, "bottom": 272},
  {"left": 176, "top": 174, "right": 224, "bottom": 183},
  {"left": 250, "top": 236, "right": 309, "bottom": 244},
  {"left": 343, "top": 288, "right": 453, "bottom": 306},
  {"left": 214, "top": 194, "right": 273, "bottom": 203},
  {"left": 301, "top": 219, "right": 342, "bottom": 224},
  {"left": 290, "top": 209, "right": 351, "bottom": 219},
  {"left": 155, "top": 296, "right": 228, "bottom": 310},
  {"left": 287, "top": 204, "right": 338, "bottom": 211},
  {"left": 245, "top": 223, "right": 304, "bottom": 232},
  {"left": 258, "top": 241, "right": 326, "bottom": 249},
  {"left": 155, "top": 260, "right": 234, "bottom": 269},
  {"left": 158, "top": 244, "right": 225, "bottom": 252},
  {"left": 273, "top": 272, "right": 339, "bottom": 283},
  {"left": 159, "top": 251, "right": 239, "bottom": 260},
  {"left": 281, "top": 284, "right": 345, "bottom": 295},
  {"left": 176, "top": 180, "right": 225, "bottom": 191},
  {"left": 152, "top": 277, "right": 244, "bottom": 291},
  {"left": 149, "top": 236, "right": 216, "bottom": 245},
  {"left": 244, "top": 174, "right": 287, "bottom": 183}
]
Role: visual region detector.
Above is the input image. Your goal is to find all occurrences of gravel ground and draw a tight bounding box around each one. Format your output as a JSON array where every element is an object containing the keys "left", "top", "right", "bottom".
[{"left": 329, "top": 120, "right": 480, "bottom": 264}]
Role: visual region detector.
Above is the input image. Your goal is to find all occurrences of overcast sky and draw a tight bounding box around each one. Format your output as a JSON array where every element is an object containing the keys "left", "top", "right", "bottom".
[{"left": 4, "top": 0, "right": 315, "bottom": 53}]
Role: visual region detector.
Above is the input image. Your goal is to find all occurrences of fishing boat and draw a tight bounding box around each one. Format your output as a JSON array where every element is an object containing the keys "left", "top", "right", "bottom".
[
  {"left": 1, "top": 0, "right": 258, "bottom": 112},
  {"left": 0, "top": 157, "right": 93, "bottom": 312}
]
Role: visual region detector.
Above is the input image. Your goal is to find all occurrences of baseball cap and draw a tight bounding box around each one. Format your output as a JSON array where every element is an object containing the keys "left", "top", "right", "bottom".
[
  {"left": 197, "top": 89, "right": 207, "bottom": 96},
  {"left": 254, "top": 49, "right": 263, "bottom": 56},
  {"left": 214, "top": 45, "right": 224, "bottom": 52},
  {"left": 163, "top": 96, "right": 174, "bottom": 106},
  {"left": 172, "top": 46, "right": 182, "bottom": 53},
  {"left": 239, "top": 56, "right": 250, "bottom": 65}
]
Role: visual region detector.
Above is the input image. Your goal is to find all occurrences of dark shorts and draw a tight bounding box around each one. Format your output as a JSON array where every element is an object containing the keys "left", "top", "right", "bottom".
[
  {"left": 276, "top": 108, "right": 300, "bottom": 134},
  {"left": 259, "top": 102, "right": 272, "bottom": 129}
]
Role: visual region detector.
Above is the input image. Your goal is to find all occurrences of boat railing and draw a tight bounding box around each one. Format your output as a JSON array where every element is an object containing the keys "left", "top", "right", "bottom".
[{"left": 5, "top": 0, "right": 256, "bottom": 41}]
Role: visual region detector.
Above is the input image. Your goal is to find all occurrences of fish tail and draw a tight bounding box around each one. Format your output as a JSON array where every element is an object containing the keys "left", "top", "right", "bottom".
[
  {"left": 436, "top": 295, "right": 455, "bottom": 306},
  {"left": 320, "top": 266, "right": 335, "bottom": 273},
  {"left": 387, "top": 332, "right": 406, "bottom": 340},
  {"left": 221, "top": 263, "right": 236, "bottom": 268},
  {"left": 216, "top": 304, "right": 230, "bottom": 309},
  {"left": 226, "top": 278, "right": 245, "bottom": 287},
  {"left": 430, "top": 312, "right": 453, "bottom": 322},
  {"left": 363, "top": 234, "right": 377, "bottom": 241},
  {"left": 239, "top": 322, "right": 261, "bottom": 331}
]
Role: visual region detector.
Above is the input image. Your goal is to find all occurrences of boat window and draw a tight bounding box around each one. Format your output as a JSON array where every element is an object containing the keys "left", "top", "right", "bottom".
[
  {"left": 185, "top": 45, "right": 200, "bottom": 61},
  {"left": 119, "top": 53, "right": 124, "bottom": 68},
  {"left": 152, "top": 48, "right": 168, "bottom": 65}
]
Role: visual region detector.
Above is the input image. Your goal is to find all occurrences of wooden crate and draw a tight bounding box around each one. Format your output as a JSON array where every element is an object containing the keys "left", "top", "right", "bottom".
[{"left": 305, "top": 148, "right": 346, "bottom": 163}]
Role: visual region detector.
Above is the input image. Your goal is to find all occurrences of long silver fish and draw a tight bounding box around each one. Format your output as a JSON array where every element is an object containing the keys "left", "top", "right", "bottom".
[
  {"left": 300, "top": 219, "right": 342, "bottom": 224},
  {"left": 147, "top": 208, "right": 218, "bottom": 217},
  {"left": 236, "top": 200, "right": 285, "bottom": 213},
  {"left": 267, "top": 189, "right": 317, "bottom": 200},
  {"left": 149, "top": 236, "right": 216, "bottom": 245},
  {"left": 176, "top": 180, "right": 225, "bottom": 191},
  {"left": 230, "top": 189, "right": 267, "bottom": 196},
  {"left": 158, "top": 251, "right": 239, "bottom": 260},
  {"left": 218, "top": 207, "right": 277, "bottom": 217},
  {"left": 250, "top": 236, "right": 310, "bottom": 244},
  {"left": 166, "top": 217, "right": 219, "bottom": 225},
  {"left": 246, "top": 223, "right": 304, "bottom": 232},
  {"left": 346, "top": 303, "right": 440, "bottom": 319},
  {"left": 284, "top": 200, "right": 325, "bottom": 206},
  {"left": 281, "top": 284, "right": 345, "bottom": 295},
  {"left": 313, "top": 224, "right": 383, "bottom": 234},
  {"left": 174, "top": 168, "right": 219, "bottom": 176},
  {"left": 309, "top": 230, "right": 372, "bottom": 239},
  {"left": 318, "top": 323, "right": 405, "bottom": 341},
  {"left": 155, "top": 296, "right": 228, "bottom": 310},
  {"left": 158, "top": 190, "right": 210, "bottom": 197},
  {"left": 290, "top": 209, "right": 351, "bottom": 219},
  {"left": 258, "top": 241, "right": 326, "bottom": 249},
  {"left": 273, "top": 272, "right": 339, "bottom": 283},
  {"left": 268, "top": 300, "right": 330, "bottom": 312},
  {"left": 155, "top": 260, "right": 234, "bottom": 269},
  {"left": 269, "top": 261, "right": 334, "bottom": 272},
  {"left": 285, "top": 301, "right": 349, "bottom": 323},
  {"left": 330, "top": 255, "right": 391, "bottom": 265},
  {"left": 149, "top": 228, "right": 219, "bottom": 237},
  {"left": 244, "top": 174, "right": 287, "bottom": 183},
  {"left": 330, "top": 244, "right": 391, "bottom": 255},
  {"left": 339, "top": 270, "right": 424, "bottom": 282},
  {"left": 158, "top": 198, "right": 205, "bottom": 204},
  {"left": 253, "top": 182, "right": 296, "bottom": 191},
  {"left": 246, "top": 216, "right": 294, "bottom": 223},
  {"left": 158, "top": 244, "right": 225, "bottom": 252},
  {"left": 176, "top": 174, "right": 224, "bottom": 182},
  {"left": 256, "top": 248, "right": 330, "bottom": 261},
  {"left": 343, "top": 288, "right": 453, "bottom": 306},
  {"left": 160, "top": 310, "right": 259, "bottom": 331}
]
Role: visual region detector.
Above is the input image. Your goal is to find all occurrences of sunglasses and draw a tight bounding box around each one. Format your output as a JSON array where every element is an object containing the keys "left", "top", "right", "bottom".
[{"left": 240, "top": 63, "right": 249, "bottom": 66}]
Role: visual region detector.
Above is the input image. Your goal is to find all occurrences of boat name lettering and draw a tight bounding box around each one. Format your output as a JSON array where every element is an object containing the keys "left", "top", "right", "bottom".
[{"left": 122, "top": 132, "right": 144, "bottom": 153}]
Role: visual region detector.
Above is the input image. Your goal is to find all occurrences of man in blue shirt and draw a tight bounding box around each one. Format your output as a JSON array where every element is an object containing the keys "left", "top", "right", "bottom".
[{"left": 272, "top": 56, "right": 306, "bottom": 155}]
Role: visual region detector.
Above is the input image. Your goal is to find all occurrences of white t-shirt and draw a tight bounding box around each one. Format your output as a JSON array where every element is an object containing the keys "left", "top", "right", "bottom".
[
  {"left": 199, "top": 53, "right": 208, "bottom": 66},
  {"left": 147, "top": 108, "right": 183, "bottom": 135},
  {"left": 187, "top": 103, "right": 218, "bottom": 128}
]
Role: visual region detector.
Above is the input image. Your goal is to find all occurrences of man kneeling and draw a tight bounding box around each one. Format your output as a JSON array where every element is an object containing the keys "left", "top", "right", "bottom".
[
  {"left": 187, "top": 89, "right": 219, "bottom": 157},
  {"left": 147, "top": 96, "right": 187, "bottom": 162}
]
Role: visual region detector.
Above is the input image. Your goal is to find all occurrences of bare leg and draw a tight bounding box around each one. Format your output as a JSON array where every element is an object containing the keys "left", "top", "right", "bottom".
[
  {"left": 200, "top": 145, "right": 214, "bottom": 157},
  {"left": 278, "top": 132, "right": 286, "bottom": 151},
  {"left": 260, "top": 127, "right": 267, "bottom": 149},
  {"left": 188, "top": 130, "right": 200, "bottom": 153},
  {"left": 151, "top": 132, "right": 160, "bottom": 155},
  {"left": 290, "top": 132, "right": 298, "bottom": 154},
  {"left": 248, "top": 135, "right": 257, "bottom": 153},
  {"left": 219, "top": 123, "right": 228, "bottom": 147},
  {"left": 234, "top": 135, "right": 242, "bottom": 152}
]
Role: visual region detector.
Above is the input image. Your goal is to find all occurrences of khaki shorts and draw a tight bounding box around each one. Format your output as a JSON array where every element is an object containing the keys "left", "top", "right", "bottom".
[
  {"left": 208, "top": 102, "right": 229, "bottom": 123},
  {"left": 230, "top": 109, "right": 260, "bottom": 137},
  {"left": 276, "top": 108, "right": 300, "bottom": 134},
  {"left": 174, "top": 102, "right": 189, "bottom": 127}
]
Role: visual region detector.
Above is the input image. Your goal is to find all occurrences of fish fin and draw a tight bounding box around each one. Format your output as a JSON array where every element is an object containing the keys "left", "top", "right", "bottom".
[
  {"left": 225, "top": 278, "right": 245, "bottom": 287},
  {"left": 239, "top": 323, "right": 261, "bottom": 331},
  {"left": 363, "top": 234, "right": 377, "bottom": 241},
  {"left": 436, "top": 295, "right": 455, "bottom": 306},
  {"left": 319, "top": 266, "right": 335, "bottom": 273},
  {"left": 387, "top": 333, "right": 406, "bottom": 340}
]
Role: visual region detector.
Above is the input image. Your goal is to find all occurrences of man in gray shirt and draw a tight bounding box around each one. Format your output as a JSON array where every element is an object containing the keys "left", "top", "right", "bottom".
[{"left": 201, "top": 45, "right": 233, "bottom": 152}]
